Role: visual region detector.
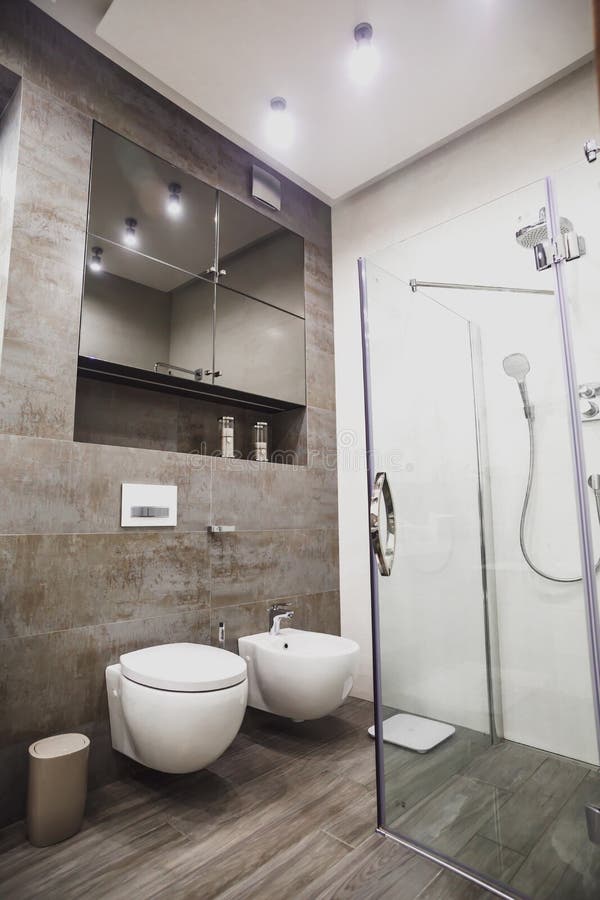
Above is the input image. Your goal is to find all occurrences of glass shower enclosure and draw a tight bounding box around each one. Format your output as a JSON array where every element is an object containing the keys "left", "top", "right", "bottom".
[{"left": 360, "top": 158, "right": 600, "bottom": 898}]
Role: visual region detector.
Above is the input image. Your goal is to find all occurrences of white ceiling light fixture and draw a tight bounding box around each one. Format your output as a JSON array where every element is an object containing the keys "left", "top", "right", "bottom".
[
  {"left": 89, "top": 246, "right": 103, "bottom": 272},
  {"left": 167, "top": 182, "right": 182, "bottom": 216},
  {"left": 266, "top": 96, "right": 294, "bottom": 150},
  {"left": 123, "top": 216, "right": 138, "bottom": 246},
  {"left": 349, "top": 22, "right": 379, "bottom": 87}
]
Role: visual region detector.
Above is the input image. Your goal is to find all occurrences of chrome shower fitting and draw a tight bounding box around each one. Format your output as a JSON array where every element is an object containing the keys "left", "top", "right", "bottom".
[
  {"left": 579, "top": 384, "right": 600, "bottom": 421},
  {"left": 503, "top": 354, "right": 600, "bottom": 583},
  {"left": 515, "top": 207, "right": 585, "bottom": 271}
]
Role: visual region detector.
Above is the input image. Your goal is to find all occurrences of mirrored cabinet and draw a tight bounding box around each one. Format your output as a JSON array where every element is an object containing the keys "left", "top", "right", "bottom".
[{"left": 78, "top": 124, "right": 306, "bottom": 415}]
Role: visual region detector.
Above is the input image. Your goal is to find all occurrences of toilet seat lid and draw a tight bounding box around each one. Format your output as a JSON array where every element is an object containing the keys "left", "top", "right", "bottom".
[{"left": 120, "top": 643, "right": 247, "bottom": 692}]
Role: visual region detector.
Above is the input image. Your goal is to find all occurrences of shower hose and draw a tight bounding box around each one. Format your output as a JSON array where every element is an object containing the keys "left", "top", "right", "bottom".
[{"left": 520, "top": 415, "right": 600, "bottom": 583}]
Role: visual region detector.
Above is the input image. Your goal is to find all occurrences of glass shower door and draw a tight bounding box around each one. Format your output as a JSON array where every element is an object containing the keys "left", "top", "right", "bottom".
[
  {"left": 361, "top": 173, "right": 600, "bottom": 898},
  {"left": 362, "top": 260, "right": 505, "bottom": 889}
]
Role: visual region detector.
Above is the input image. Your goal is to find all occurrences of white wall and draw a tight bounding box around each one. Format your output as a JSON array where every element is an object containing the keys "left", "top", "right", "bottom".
[{"left": 332, "top": 63, "right": 600, "bottom": 761}]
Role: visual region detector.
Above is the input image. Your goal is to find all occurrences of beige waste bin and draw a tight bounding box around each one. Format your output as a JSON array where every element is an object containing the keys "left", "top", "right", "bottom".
[{"left": 27, "top": 733, "right": 90, "bottom": 847}]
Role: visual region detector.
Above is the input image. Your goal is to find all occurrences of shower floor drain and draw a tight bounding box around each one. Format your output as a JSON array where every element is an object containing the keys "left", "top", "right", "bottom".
[{"left": 368, "top": 713, "right": 455, "bottom": 753}]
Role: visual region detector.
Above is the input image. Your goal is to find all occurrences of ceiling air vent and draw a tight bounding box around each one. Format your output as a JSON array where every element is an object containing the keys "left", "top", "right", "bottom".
[{"left": 251, "top": 164, "right": 281, "bottom": 211}]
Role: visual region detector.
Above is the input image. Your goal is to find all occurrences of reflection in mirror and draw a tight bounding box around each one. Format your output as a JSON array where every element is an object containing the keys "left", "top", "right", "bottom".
[
  {"left": 88, "top": 123, "right": 217, "bottom": 276},
  {"left": 218, "top": 193, "right": 304, "bottom": 317},
  {"left": 214, "top": 285, "right": 305, "bottom": 405},
  {"left": 80, "top": 235, "right": 214, "bottom": 380}
]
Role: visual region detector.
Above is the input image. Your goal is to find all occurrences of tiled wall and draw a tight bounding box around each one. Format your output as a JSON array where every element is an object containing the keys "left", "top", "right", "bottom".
[{"left": 0, "top": 0, "right": 338, "bottom": 826}]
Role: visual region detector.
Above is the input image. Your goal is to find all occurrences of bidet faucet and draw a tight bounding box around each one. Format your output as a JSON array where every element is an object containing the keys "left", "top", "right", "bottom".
[{"left": 270, "top": 611, "right": 294, "bottom": 636}]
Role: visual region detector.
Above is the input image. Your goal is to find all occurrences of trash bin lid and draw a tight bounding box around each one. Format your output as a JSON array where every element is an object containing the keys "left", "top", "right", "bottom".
[{"left": 29, "top": 733, "right": 90, "bottom": 758}]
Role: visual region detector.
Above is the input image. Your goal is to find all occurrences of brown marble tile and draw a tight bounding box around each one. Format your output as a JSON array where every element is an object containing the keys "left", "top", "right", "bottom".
[
  {"left": 305, "top": 239, "right": 334, "bottom": 333},
  {"left": 0, "top": 248, "right": 82, "bottom": 438},
  {"left": 0, "top": 80, "right": 90, "bottom": 439},
  {"left": 209, "top": 528, "right": 339, "bottom": 607},
  {"left": 19, "top": 79, "right": 91, "bottom": 196},
  {"left": 306, "top": 342, "right": 336, "bottom": 411},
  {"left": 269, "top": 407, "right": 307, "bottom": 466},
  {"left": 74, "top": 379, "right": 181, "bottom": 453},
  {"left": 306, "top": 405, "right": 337, "bottom": 467},
  {"left": 0, "top": 531, "right": 210, "bottom": 639},
  {"left": 12, "top": 152, "right": 88, "bottom": 273},
  {"left": 210, "top": 599, "right": 272, "bottom": 653},
  {"left": 0, "top": 435, "right": 212, "bottom": 534},
  {"left": 285, "top": 590, "right": 341, "bottom": 635},
  {"left": 211, "top": 455, "right": 338, "bottom": 531},
  {"left": 0, "top": 608, "right": 211, "bottom": 748}
]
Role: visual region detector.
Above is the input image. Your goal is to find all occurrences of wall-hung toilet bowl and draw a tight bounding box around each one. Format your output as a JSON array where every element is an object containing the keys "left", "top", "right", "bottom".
[{"left": 105, "top": 643, "right": 247, "bottom": 774}]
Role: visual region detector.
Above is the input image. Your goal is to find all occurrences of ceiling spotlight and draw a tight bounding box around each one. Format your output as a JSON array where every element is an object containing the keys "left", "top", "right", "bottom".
[
  {"left": 266, "top": 97, "right": 293, "bottom": 150},
  {"left": 167, "top": 182, "right": 182, "bottom": 217},
  {"left": 349, "top": 22, "right": 379, "bottom": 86},
  {"left": 89, "top": 246, "right": 103, "bottom": 272},
  {"left": 123, "top": 217, "right": 138, "bottom": 246}
]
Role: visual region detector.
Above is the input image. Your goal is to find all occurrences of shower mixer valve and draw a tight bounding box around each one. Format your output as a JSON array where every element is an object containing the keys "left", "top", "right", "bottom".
[{"left": 578, "top": 384, "right": 600, "bottom": 421}]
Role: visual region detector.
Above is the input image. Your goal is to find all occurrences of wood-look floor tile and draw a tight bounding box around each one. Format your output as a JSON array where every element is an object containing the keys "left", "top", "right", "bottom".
[
  {"left": 478, "top": 754, "right": 589, "bottom": 855},
  {"left": 392, "top": 775, "right": 509, "bottom": 858},
  {"left": 145, "top": 778, "right": 368, "bottom": 899},
  {"left": 0, "top": 813, "right": 176, "bottom": 899},
  {"left": 301, "top": 728, "right": 376, "bottom": 787},
  {"left": 415, "top": 834, "right": 522, "bottom": 899},
  {"left": 305, "top": 832, "right": 441, "bottom": 900},
  {"left": 463, "top": 740, "right": 547, "bottom": 792},
  {"left": 322, "top": 785, "right": 378, "bottom": 848},
  {"left": 219, "top": 829, "right": 351, "bottom": 900},
  {"left": 384, "top": 730, "right": 490, "bottom": 820},
  {"left": 511, "top": 772, "right": 600, "bottom": 899}
]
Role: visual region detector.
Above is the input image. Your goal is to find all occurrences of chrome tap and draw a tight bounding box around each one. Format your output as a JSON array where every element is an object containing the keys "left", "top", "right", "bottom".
[
  {"left": 268, "top": 603, "right": 290, "bottom": 631},
  {"left": 270, "top": 610, "right": 294, "bottom": 636}
]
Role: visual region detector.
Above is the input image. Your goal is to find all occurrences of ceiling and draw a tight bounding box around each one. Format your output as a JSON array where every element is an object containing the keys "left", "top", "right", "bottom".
[{"left": 33, "top": 0, "right": 594, "bottom": 203}]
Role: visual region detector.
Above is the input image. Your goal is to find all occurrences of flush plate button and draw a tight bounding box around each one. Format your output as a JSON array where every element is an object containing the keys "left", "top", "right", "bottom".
[{"left": 121, "top": 484, "right": 177, "bottom": 527}]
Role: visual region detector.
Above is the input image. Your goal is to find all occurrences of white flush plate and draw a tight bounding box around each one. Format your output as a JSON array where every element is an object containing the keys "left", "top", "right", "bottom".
[
  {"left": 368, "top": 713, "right": 455, "bottom": 753},
  {"left": 121, "top": 483, "right": 177, "bottom": 527}
]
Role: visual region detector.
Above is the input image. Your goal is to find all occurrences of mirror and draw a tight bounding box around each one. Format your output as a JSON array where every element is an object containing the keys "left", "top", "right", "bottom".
[
  {"left": 80, "top": 235, "right": 214, "bottom": 381},
  {"left": 89, "top": 124, "right": 217, "bottom": 277},
  {"left": 80, "top": 124, "right": 306, "bottom": 406},
  {"left": 218, "top": 193, "right": 305, "bottom": 316},
  {"left": 214, "top": 285, "right": 305, "bottom": 405}
]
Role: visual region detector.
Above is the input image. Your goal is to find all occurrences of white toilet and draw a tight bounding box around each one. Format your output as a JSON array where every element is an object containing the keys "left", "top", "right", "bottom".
[{"left": 105, "top": 642, "right": 248, "bottom": 774}]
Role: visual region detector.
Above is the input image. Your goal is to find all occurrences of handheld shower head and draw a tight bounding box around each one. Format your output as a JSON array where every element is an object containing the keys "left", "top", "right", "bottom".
[
  {"left": 503, "top": 352, "right": 533, "bottom": 419},
  {"left": 588, "top": 475, "right": 600, "bottom": 521},
  {"left": 503, "top": 353, "right": 530, "bottom": 384}
]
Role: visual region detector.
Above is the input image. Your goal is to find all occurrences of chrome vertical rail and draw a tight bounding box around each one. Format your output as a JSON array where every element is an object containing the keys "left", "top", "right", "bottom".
[
  {"left": 546, "top": 176, "right": 600, "bottom": 755},
  {"left": 358, "top": 257, "right": 386, "bottom": 828}
]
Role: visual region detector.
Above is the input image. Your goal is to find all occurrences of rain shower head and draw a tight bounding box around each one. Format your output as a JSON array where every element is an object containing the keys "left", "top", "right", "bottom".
[
  {"left": 503, "top": 353, "right": 533, "bottom": 419},
  {"left": 515, "top": 207, "right": 573, "bottom": 249}
]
